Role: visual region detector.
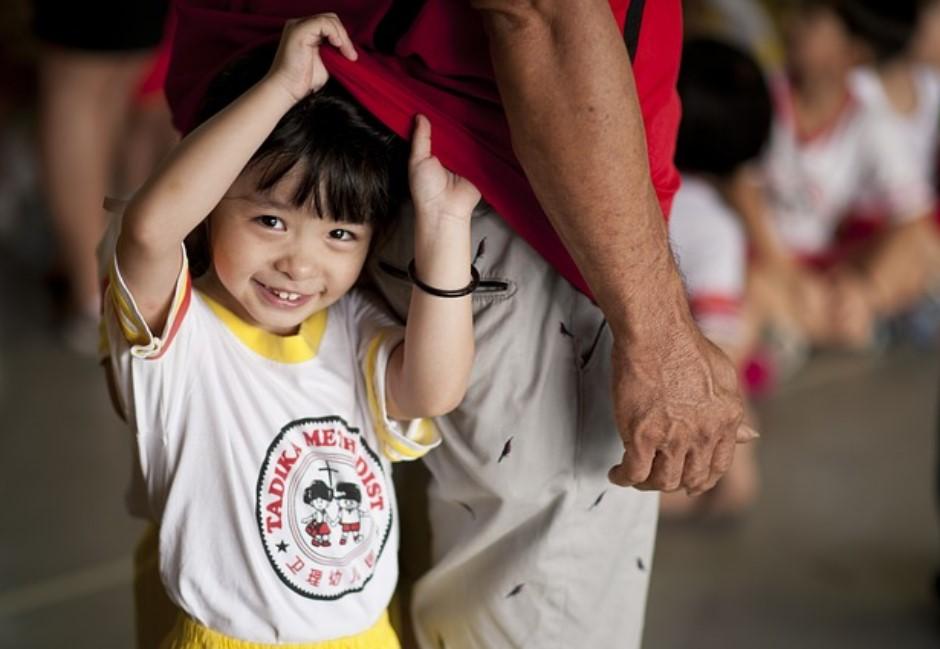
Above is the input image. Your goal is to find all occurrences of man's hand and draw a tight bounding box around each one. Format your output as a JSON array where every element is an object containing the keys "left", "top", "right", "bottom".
[{"left": 609, "top": 312, "right": 757, "bottom": 495}]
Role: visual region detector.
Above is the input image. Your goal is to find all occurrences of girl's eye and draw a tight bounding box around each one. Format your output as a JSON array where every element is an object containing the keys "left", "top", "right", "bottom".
[
  {"left": 256, "top": 215, "right": 285, "bottom": 230},
  {"left": 328, "top": 229, "right": 356, "bottom": 241}
]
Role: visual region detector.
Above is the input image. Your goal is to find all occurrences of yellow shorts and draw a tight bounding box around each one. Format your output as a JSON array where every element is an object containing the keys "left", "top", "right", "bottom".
[
  {"left": 159, "top": 611, "right": 400, "bottom": 649},
  {"left": 135, "top": 524, "right": 180, "bottom": 649},
  {"left": 135, "top": 525, "right": 402, "bottom": 649}
]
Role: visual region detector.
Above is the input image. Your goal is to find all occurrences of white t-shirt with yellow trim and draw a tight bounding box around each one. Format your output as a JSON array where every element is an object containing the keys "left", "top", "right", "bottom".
[{"left": 103, "top": 250, "right": 439, "bottom": 644}]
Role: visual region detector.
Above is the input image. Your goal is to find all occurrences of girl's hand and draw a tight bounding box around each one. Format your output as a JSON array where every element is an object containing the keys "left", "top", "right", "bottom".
[
  {"left": 409, "top": 115, "right": 481, "bottom": 223},
  {"left": 267, "top": 14, "right": 358, "bottom": 102}
]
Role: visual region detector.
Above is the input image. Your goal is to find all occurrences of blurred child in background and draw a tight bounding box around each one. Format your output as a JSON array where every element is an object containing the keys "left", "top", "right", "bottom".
[
  {"left": 730, "top": 0, "right": 939, "bottom": 352},
  {"left": 662, "top": 38, "right": 773, "bottom": 516},
  {"left": 847, "top": 0, "right": 940, "bottom": 344},
  {"left": 849, "top": 2, "right": 939, "bottom": 215}
]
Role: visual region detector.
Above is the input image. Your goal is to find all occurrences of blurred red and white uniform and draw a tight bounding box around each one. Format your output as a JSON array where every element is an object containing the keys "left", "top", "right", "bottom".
[
  {"left": 669, "top": 175, "right": 746, "bottom": 346},
  {"left": 848, "top": 65, "right": 940, "bottom": 220},
  {"left": 762, "top": 76, "right": 934, "bottom": 258}
]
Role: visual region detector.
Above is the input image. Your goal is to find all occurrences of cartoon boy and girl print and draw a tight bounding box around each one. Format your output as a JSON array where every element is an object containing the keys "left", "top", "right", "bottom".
[{"left": 303, "top": 472, "right": 366, "bottom": 548}]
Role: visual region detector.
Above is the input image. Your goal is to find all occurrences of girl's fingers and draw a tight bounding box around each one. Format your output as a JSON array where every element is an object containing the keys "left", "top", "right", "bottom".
[
  {"left": 328, "top": 17, "right": 358, "bottom": 60},
  {"left": 295, "top": 15, "right": 358, "bottom": 61},
  {"left": 318, "top": 16, "right": 357, "bottom": 60},
  {"left": 410, "top": 115, "right": 432, "bottom": 165}
]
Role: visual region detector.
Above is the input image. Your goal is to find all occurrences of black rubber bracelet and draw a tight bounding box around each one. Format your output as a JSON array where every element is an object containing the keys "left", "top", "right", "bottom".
[{"left": 408, "top": 259, "right": 480, "bottom": 298}]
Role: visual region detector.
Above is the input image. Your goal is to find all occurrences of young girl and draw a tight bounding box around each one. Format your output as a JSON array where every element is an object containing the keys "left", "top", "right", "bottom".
[{"left": 102, "top": 14, "right": 478, "bottom": 648}]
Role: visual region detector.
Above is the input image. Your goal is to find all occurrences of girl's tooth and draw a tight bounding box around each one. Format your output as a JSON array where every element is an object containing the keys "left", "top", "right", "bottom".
[{"left": 267, "top": 287, "right": 302, "bottom": 302}]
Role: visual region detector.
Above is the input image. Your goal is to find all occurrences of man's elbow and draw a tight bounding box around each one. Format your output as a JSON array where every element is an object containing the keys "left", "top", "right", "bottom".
[{"left": 470, "top": 0, "right": 563, "bottom": 33}]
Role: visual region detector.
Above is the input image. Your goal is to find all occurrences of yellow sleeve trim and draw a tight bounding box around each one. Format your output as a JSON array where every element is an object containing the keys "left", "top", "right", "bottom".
[
  {"left": 106, "top": 248, "right": 191, "bottom": 358},
  {"left": 107, "top": 263, "right": 150, "bottom": 346},
  {"left": 363, "top": 329, "right": 441, "bottom": 462}
]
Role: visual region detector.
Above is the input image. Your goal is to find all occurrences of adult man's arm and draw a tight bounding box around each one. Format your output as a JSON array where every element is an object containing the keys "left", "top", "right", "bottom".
[{"left": 472, "top": 0, "right": 757, "bottom": 493}]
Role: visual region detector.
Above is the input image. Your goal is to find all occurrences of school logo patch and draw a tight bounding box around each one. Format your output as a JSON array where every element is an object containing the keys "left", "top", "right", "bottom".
[{"left": 256, "top": 416, "right": 392, "bottom": 600}]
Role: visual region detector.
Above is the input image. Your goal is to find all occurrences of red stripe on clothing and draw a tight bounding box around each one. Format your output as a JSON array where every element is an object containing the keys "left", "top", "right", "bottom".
[
  {"left": 150, "top": 272, "right": 192, "bottom": 360},
  {"left": 772, "top": 75, "right": 858, "bottom": 145},
  {"left": 689, "top": 294, "right": 741, "bottom": 317}
]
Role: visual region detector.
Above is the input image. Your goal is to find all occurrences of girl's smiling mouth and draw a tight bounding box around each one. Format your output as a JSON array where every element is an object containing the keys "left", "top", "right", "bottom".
[{"left": 253, "top": 279, "right": 316, "bottom": 307}]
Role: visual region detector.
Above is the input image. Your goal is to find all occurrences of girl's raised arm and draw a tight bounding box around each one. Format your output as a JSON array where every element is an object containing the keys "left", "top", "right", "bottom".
[{"left": 385, "top": 116, "right": 477, "bottom": 419}]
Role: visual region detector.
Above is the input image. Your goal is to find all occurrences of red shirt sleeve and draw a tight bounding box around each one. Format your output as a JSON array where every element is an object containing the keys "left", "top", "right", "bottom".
[{"left": 633, "top": 0, "right": 683, "bottom": 221}]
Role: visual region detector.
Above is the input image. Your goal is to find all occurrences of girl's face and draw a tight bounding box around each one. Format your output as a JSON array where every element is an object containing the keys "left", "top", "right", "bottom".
[
  {"left": 785, "top": 7, "right": 861, "bottom": 79},
  {"left": 914, "top": 1, "right": 940, "bottom": 69},
  {"left": 204, "top": 166, "right": 373, "bottom": 335}
]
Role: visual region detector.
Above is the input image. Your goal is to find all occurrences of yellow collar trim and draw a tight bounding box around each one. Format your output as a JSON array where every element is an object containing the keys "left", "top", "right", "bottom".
[{"left": 198, "top": 291, "right": 328, "bottom": 364}]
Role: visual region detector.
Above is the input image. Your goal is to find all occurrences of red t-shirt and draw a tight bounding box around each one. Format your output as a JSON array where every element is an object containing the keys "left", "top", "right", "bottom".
[{"left": 165, "top": 0, "right": 682, "bottom": 297}]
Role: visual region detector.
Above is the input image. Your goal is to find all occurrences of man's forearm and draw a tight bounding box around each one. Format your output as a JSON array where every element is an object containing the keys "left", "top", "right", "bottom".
[
  {"left": 474, "top": 0, "right": 687, "bottom": 336},
  {"left": 474, "top": 2, "right": 754, "bottom": 491}
]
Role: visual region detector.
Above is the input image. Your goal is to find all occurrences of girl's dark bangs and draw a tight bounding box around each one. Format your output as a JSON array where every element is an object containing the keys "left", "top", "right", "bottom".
[{"left": 247, "top": 146, "right": 387, "bottom": 225}]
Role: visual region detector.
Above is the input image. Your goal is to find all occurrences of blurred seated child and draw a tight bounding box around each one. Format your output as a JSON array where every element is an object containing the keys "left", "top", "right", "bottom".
[
  {"left": 847, "top": 0, "right": 940, "bottom": 342},
  {"left": 849, "top": 2, "right": 939, "bottom": 217},
  {"left": 661, "top": 38, "right": 772, "bottom": 517},
  {"left": 730, "top": 0, "right": 939, "bottom": 350}
]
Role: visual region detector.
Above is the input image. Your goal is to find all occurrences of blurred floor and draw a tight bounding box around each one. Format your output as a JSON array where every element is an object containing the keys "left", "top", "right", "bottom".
[
  {"left": 646, "top": 345, "right": 940, "bottom": 648},
  {"left": 0, "top": 242, "right": 146, "bottom": 648},
  {"left": 1, "top": 235, "right": 939, "bottom": 647}
]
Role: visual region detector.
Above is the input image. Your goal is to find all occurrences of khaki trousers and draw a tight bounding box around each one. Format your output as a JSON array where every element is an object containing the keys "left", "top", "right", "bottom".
[{"left": 369, "top": 206, "right": 659, "bottom": 649}]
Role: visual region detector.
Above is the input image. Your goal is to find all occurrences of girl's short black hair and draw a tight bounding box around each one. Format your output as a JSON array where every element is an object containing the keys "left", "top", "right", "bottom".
[
  {"left": 197, "top": 43, "right": 407, "bottom": 226},
  {"left": 186, "top": 43, "right": 408, "bottom": 275},
  {"left": 818, "top": 0, "right": 921, "bottom": 63},
  {"left": 674, "top": 38, "right": 773, "bottom": 177}
]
